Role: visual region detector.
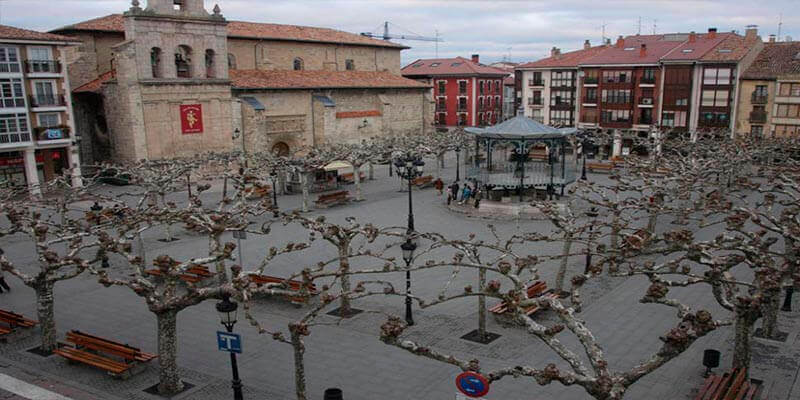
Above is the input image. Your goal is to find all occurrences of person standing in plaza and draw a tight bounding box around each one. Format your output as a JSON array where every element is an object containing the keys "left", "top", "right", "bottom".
[
  {"left": 473, "top": 186, "right": 482, "bottom": 208},
  {"left": 434, "top": 178, "right": 444, "bottom": 195},
  {"left": 446, "top": 185, "right": 453, "bottom": 205},
  {"left": 460, "top": 184, "right": 471, "bottom": 205},
  {"left": 451, "top": 181, "right": 460, "bottom": 202}
]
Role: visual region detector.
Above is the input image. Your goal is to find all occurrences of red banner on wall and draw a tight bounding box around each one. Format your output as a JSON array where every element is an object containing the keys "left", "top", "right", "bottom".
[{"left": 180, "top": 104, "right": 203, "bottom": 134}]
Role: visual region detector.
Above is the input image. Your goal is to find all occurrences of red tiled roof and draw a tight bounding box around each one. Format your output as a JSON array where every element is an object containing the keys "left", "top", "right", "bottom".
[
  {"left": 743, "top": 42, "right": 800, "bottom": 80},
  {"left": 701, "top": 33, "right": 761, "bottom": 62},
  {"left": 0, "top": 24, "right": 79, "bottom": 43},
  {"left": 503, "top": 75, "right": 514, "bottom": 85},
  {"left": 230, "top": 69, "right": 430, "bottom": 90},
  {"left": 73, "top": 70, "right": 115, "bottom": 93},
  {"left": 580, "top": 35, "right": 683, "bottom": 65},
  {"left": 516, "top": 45, "right": 608, "bottom": 69},
  {"left": 661, "top": 32, "right": 732, "bottom": 61},
  {"left": 401, "top": 57, "right": 510, "bottom": 77},
  {"left": 336, "top": 110, "right": 382, "bottom": 118},
  {"left": 53, "top": 14, "right": 405, "bottom": 49}
]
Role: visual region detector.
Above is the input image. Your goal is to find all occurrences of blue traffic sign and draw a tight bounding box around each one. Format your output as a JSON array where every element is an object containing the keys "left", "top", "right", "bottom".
[
  {"left": 217, "top": 331, "right": 242, "bottom": 353},
  {"left": 455, "top": 371, "right": 489, "bottom": 398}
]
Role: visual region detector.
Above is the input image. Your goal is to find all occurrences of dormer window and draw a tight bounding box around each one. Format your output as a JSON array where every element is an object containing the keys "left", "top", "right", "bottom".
[
  {"left": 173, "top": 0, "right": 184, "bottom": 11},
  {"left": 681, "top": 49, "right": 693, "bottom": 53},
  {"left": 430, "top": 63, "right": 440, "bottom": 67},
  {"left": 624, "top": 47, "right": 635, "bottom": 51}
]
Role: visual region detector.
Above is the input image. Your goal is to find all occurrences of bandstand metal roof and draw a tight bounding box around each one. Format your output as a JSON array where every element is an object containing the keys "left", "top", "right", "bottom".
[{"left": 465, "top": 116, "right": 577, "bottom": 140}]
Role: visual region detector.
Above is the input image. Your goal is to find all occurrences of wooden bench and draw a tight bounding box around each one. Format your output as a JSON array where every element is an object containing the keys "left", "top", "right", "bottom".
[
  {"left": 489, "top": 281, "right": 556, "bottom": 316},
  {"left": 695, "top": 368, "right": 759, "bottom": 400},
  {"left": 0, "top": 309, "right": 37, "bottom": 330},
  {"left": 54, "top": 330, "right": 156, "bottom": 379},
  {"left": 144, "top": 261, "right": 213, "bottom": 284},
  {"left": 411, "top": 175, "right": 434, "bottom": 189},
  {"left": 339, "top": 172, "right": 366, "bottom": 184},
  {"left": 249, "top": 275, "right": 319, "bottom": 305},
  {"left": 244, "top": 184, "right": 271, "bottom": 200},
  {"left": 621, "top": 228, "right": 652, "bottom": 251},
  {"left": 314, "top": 190, "right": 351, "bottom": 208},
  {"left": 587, "top": 162, "right": 615, "bottom": 173}
]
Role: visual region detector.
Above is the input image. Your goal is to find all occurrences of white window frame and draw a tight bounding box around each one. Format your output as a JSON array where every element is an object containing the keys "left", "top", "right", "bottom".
[
  {"left": 37, "top": 112, "right": 61, "bottom": 128},
  {"left": 0, "top": 78, "right": 25, "bottom": 108},
  {"left": 0, "top": 113, "right": 31, "bottom": 144},
  {"left": 0, "top": 46, "right": 20, "bottom": 74},
  {"left": 32, "top": 80, "right": 58, "bottom": 107}
]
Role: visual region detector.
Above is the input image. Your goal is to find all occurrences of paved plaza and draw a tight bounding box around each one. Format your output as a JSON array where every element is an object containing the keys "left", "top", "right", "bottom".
[{"left": 1, "top": 158, "right": 799, "bottom": 400}]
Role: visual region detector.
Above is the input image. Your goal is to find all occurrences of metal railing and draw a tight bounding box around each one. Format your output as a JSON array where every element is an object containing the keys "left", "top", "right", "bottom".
[
  {"left": 25, "top": 60, "right": 61, "bottom": 74},
  {"left": 751, "top": 92, "right": 768, "bottom": 104},
  {"left": 29, "top": 94, "right": 66, "bottom": 107},
  {"left": 749, "top": 110, "right": 767, "bottom": 123}
]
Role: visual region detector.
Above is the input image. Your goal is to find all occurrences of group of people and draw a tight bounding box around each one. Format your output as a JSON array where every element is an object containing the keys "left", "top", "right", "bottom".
[{"left": 434, "top": 178, "right": 482, "bottom": 208}]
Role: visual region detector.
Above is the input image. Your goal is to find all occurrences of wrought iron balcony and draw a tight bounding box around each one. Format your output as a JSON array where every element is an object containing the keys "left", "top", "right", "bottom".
[
  {"left": 640, "top": 77, "right": 656, "bottom": 84},
  {"left": 528, "top": 79, "right": 544, "bottom": 86},
  {"left": 751, "top": 92, "right": 768, "bottom": 104},
  {"left": 749, "top": 110, "right": 767, "bottom": 123},
  {"left": 29, "top": 94, "right": 66, "bottom": 107},
  {"left": 25, "top": 60, "right": 61, "bottom": 74},
  {"left": 584, "top": 77, "right": 598, "bottom": 84}
]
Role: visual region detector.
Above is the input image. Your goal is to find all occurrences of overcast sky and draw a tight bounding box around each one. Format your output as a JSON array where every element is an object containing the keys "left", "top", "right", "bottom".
[{"left": 3, "top": 0, "right": 797, "bottom": 66}]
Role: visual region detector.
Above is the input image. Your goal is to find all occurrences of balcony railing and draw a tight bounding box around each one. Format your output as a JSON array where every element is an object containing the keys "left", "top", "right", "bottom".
[
  {"left": 639, "top": 97, "right": 654, "bottom": 105},
  {"left": 0, "top": 132, "right": 31, "bottom": 144},
  {"left": 528, "top": 79, "right": 544, "bottom": 86},
  {"left": 580, "top": 116, "right": 598, "bottom": 123},
  {"left": 640, "top": 77, "right": 656, "bottom": 84},
  {"left": 584, "top": 77, "right": 598, "bottom": 84},
  {"left": 34, "top": 126, "right": 70, "bottom": 141},
  {"left": 751, "top": 92, "right": 768, "bottom": 104},
  {"left": 30, "top": 95, "right": 66, "bottom": 107},
  {"left": 582, "top": 96, "right": 597, "bottom": 103},
  {"left": 551, "top": 101, "right": 574, "bottom": 109},
  {"left": 638, "top": 117, "right": 654, "bottom": 125},
  {"left": 749, "top": 110, "right": 767, "bottom": 123},
  {"left": 528, "top": 98, "right": 543, "bottom": 105},
  {"left": 25, "top": 60, "right": 61, "bottom": 74}
]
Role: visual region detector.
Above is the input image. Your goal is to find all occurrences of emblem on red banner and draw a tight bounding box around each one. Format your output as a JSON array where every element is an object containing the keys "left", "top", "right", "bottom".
[{"left": 180, "top": 104, "right": 203, "bottom": 134}]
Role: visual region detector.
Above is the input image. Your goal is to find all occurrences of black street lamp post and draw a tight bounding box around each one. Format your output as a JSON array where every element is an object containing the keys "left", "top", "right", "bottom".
[
  {"left": 394, "top": 153, "right": 424, "bottom": 325},
  {"left": 782, "top": 286, "right": 794, "bottom": 312},
  {"left": 455, "top": 147, "right": 461, "bottom": 182},
  {"left": 269, "top": 171, "right": 278, "bottom": 209},
  {"left": 401, "top": 240, "right": 417, "bottom": 326},
  {"left": 216, "top": 294, "right": 244, "bottom": 400},
  {"left": 584, "top": 207, "right": 598, "bottom": 274}
]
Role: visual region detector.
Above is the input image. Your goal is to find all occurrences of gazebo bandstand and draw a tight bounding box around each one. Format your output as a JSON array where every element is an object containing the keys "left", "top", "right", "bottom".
[{"left": 465, "top": 116, "right": 577, "bottom": 201}]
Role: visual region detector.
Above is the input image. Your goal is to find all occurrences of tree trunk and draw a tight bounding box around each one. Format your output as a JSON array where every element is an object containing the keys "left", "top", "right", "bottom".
[
  {"left": 555, "top": 233, "right": 573, "bottom": 294},
  {"left": 156, "top": 310, "right": 183, "bottom": 395},
  {"left": 368, "top": 163, "right": 374, "bottom": 180},
  {"left": 478, "top": 267, "right": 486, "bottom": 340},
  {"left": 436, "top": 154, "right": 442, "bottom": 178},
  {"left": 609, "top": 211, "right": 620, "bottom": 272},
  {"left": 35, "top": 280, "right": 57, "bottom": 353},
  {"left": 160, "top": 194, "right": 173, "bottom": 241},
  {"left": 290, "top": 327, "right": 307, "bottom": 400},
  {"left": 211, "top": 235, "right": 228, "bottom": 284},
  {"left": 732, "top": 304, "right": 758, "bottom": 372},
  {"left": 338, "top": 244, "right": 351, "bottom": 315},
  {"left": 137, "top": 233, "right": 146, "bottom": 265},
  {"left": 647, "top": 212, "right": 658, "bottom": 235},
  {"left": 353, "top": 165, "right": 363, "bottom": 201},
  {"left": 760, "top": 287, "right": 781, "bottom": 339},
  {"left": 222, "top": 176, "right": 228, "bottom": 202},
  {"left": 301, "top": 172, "right": 309, "bottom": 212}
]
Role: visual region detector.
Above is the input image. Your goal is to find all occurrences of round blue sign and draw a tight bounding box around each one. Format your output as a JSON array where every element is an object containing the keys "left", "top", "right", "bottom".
[{"left": 456, "top": 371, "right": 489, "bottom": 398}]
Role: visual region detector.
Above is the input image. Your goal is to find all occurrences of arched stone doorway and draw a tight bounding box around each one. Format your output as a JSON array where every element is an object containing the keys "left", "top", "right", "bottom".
[{"left": 272, "top": 141, "right": 290, "bottom": 156}]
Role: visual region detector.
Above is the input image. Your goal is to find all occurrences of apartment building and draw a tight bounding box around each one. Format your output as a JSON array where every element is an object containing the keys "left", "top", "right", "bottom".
[
  {"left": 0, "top": 25, "right": 81, "bottom": 193},
  {"left": 401, "top": 55, "right": 508, "bottom": 127},
  {"left": 515, "top": 27, "right": 763, "bottom": 157},
  {"left": 737, "top": 41, "right": 800, "bottom": 137},
  {"left": 515, "top": 41, "right": 606, "bottom": 126}
]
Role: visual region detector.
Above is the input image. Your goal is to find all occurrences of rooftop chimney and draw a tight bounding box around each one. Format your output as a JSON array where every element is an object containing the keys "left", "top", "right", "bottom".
[
  {"left": 605, "top": 38, "right": 611, "bottom": 46},
  {"left": 745, "top": 25, "right": 758, "bottom": 40},
  {"left": 584, "top": 39, "right": 591, "bottom": 50},
  {"left": 708, "top": 27, "right": 717, "bottom": 39},
  {"left": 689, "top": 31, "right": 697, "bottom": 43},
  {"left": 550, "top": 47, "right": 560, "bottom": 57},
  {"left": 640, "top": 44, "right": 647, "bottom": 57},
  {"left": 769, "top": 34, "right": 776, "bottom": 43},
  {"left": 471, "top": 54, "right": 479, "bottom": 63},
  {"left": 616, "top": 35, "right": 624, "bottom": 48}
]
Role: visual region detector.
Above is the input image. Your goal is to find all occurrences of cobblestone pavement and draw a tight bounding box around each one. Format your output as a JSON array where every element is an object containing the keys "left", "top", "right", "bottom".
[{"left": 0, "top": 157, "right": 798, "bottom": 400}]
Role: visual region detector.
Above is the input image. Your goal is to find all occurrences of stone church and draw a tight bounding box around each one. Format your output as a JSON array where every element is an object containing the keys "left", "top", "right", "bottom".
[{"left": 53, "top": 0, "right": 433, "bottom": 163}]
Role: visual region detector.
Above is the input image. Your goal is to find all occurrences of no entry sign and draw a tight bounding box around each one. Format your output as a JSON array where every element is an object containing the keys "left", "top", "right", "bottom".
[{"left": 455, "top": 371, "right": 489, "bottom": 398}]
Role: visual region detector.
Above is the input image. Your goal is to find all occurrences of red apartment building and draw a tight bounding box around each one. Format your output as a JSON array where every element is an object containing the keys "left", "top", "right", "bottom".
[{"left": 402, "top": 55, "right": 509, "bottom": 127}]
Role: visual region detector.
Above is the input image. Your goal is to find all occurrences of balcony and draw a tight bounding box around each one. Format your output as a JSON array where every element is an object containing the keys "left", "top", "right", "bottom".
[
  {"left": 25, "top": 60, "right": 61, "bottom": 74},
  {"left": 584, "top": 77, "right": 598, "bottom": 84},
  {"left": 551, "top": 101, "right": 574, "bottom": 110},
  {"left": 580, "top": 116, "right": 598, "bottom": 124},
  {"left": 638, "top": 97, "right": 654, "bottom": 105},
  {"left": 528, "top": 98, "right": 543, "bottom": 106},
  {"left": 528, "top": 79, "right": 544, "bottom": 87},
  {"left": 640, "top": 77, "right": 656, "bottom": 84},
  {"left": 582, "top": 96, "right": 597, "bottom": 104},
  {"left": 749, "top": 110, "right": 767, "bottom": 123},
  {"left": 638, "top": 117, "right": 654, "bottom": 125},
  {"left": 29, "top": 95, "right": 66, "bottom": 108},
  {"left": 34, "top": 126, "right": 71, "bottom": 142},
  {"left": 751, "top": 92, "right": 768, "bottom": 104}
]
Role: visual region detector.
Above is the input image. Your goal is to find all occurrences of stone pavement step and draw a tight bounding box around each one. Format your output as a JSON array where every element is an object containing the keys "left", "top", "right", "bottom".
[{"left": 0, "top": 372, "right": 75, "bottom": 400}]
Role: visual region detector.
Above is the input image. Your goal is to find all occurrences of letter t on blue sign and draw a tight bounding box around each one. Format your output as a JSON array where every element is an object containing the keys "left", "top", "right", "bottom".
[{"left": 217, "top": 331, "right": 242, "bottom": 353}]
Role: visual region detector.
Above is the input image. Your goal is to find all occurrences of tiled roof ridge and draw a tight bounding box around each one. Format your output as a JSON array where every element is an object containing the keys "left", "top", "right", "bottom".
[
  {"left": 0, "top": 23, "right": 79, "bottom": 43},
  {"left": 53, "top": 14, "right": 406, "bottom": 49}
]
